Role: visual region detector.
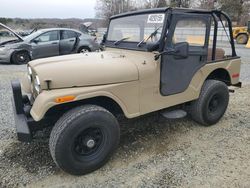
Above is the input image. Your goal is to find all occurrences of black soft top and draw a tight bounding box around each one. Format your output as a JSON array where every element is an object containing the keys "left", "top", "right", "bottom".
[
  {"left": 110, "top": 7, "right": 226, "bottom": 20},
  {"left": 107, "top": 7, "right": 236, "bottom": 57},
  {"left": 110, "top": 7, "right": 168, "bottom": 19}
]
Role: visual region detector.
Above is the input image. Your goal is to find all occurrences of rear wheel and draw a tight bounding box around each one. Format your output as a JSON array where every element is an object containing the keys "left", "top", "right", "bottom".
[
  {"left": 11, "top": 51, "right": 30, "bottom": 65},
  {"left": 49, "top": 105, "right": 120, "bottom": 175},
  {"left": 236, "top": 33, "right": 248, "bottom": 44},
  {"left": 78, "top": 47, "right": 91, "bottom": 53},
  {"left": 189, "top": 80, "right": 229, "bottom": 126}
]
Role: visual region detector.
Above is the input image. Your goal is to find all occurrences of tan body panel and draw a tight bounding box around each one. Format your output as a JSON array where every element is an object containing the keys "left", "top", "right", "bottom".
[
  {"left": 31, "top": 81, "right": 140, "bottom": 121},
  {"left": 29, "top": 52, "right": 139, "bottom": 90},
  {"left": 28, "top": 48, "right": 241, "bottom": 121}
]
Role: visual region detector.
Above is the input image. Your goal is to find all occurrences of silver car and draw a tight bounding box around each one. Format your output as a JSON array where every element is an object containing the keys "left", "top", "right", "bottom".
[{"left": 0, "top": 23, "right": 100, "bottom": 64}]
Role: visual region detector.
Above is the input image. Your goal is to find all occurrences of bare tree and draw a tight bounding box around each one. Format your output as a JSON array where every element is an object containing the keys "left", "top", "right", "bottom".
[
  {"left": 195, "top": 0, "right": 216, "bottom": 9},
  {"left": 195, "top": 0, "right": 250, "bottom": 25},
  {"left": 95, "top": 0, "right": 247, "bottom": 27},
  {"left": 141, "top": 0, "right": 158, "bottom": 8},
  {"left": 95, "top": 0, "right": 137, "bottom": 21},
  {"left": 169, "top": 0, "right": 190, "bottom": 7}
]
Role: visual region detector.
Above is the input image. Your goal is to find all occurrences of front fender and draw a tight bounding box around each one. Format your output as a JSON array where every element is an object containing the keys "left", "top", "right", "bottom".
[{"left": 30, "top": 82, "right": 140, "bottom": 121}]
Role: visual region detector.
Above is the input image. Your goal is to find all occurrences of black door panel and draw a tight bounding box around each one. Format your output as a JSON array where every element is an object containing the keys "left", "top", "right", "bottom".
[
  {"left": 161, "top": 49, "right": 205, "bottom": 95},
  {"left": 160, "top": 13, "right": 211, "bottom": 96}
]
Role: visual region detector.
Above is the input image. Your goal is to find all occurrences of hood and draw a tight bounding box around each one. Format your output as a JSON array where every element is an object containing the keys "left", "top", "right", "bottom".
[
  {"left": 29, "top": 51, "right": 139, "bottom": 90},
  {"left": 0, "top": 23, "right": 23, "bottom": 44}
]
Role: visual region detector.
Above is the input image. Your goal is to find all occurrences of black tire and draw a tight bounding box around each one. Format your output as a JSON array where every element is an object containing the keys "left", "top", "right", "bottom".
[
  {"left": 236, "top": 33, "right": 248, "bottom": 44},
  {"left": 189, "top": 80, "right": 229, "bottom": 126},
  {"left": 49, "top": 105, "right": 120, "bottom": 175},
  {"left": 77, "top": 46, "right": 91, "bottom": 53},
  {"left": 11, "top": 51, "right": 30, "bottom": 65}
]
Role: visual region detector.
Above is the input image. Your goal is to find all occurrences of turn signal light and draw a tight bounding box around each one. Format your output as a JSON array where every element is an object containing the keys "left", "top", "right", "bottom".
[{"left": 55, "top": 96, "right": 76, "bottom": 103}]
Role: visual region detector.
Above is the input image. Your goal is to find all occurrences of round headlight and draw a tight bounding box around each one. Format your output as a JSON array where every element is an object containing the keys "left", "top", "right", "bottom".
[{"left": 34, "top": 75, "right": 41, "bottom": 94}]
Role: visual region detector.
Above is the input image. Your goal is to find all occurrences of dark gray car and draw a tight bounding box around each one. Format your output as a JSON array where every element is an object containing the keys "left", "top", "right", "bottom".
[{"left": 0, "top": 23, "right": 100, "bottom": 64}]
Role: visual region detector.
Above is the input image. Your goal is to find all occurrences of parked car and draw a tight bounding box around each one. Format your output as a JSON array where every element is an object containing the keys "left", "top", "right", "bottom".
[
  {"left": 0, "top": 23, "right": 100, "bottom": 64},
  {"left": 11, "top": 8, "right": 241, "bottom": 175}
]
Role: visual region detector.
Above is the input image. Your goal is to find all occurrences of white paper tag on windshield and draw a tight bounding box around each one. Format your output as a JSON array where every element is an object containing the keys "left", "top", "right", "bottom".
[{"left": 147, "top": 14, "right": 165, "bottom": 23}]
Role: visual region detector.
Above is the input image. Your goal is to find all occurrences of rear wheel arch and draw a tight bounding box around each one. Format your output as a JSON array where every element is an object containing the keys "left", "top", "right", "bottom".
[{"left": 206, "top": 68, "right": 231, "bottom": 85}]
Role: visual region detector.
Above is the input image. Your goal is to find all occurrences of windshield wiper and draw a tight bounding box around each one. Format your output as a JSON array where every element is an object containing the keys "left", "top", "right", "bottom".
[
  {"left": 114, "top": 37, "right": 130, "bottom": 45},
  {"left": 137, "top": 26, "right": 162, "bottom": 47}
]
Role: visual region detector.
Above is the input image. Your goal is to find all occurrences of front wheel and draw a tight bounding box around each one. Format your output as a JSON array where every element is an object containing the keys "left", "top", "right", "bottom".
[
  {"left": 49, "top": 105, "right": 120, "bottom": 175},
  {"left": 11, "top": 51, "right": 30, "bottom": 65},
  {"left": 189, "top": 80, "right": 229, "bottom": 126}
]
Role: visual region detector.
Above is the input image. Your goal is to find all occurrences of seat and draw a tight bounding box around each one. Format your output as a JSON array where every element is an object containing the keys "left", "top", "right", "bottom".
[
  {"left": 207, "top": 48, "right": 225, "bottom": 61},
  {"left": 186, "top": 36, "right": 205, "bottom": 45}
]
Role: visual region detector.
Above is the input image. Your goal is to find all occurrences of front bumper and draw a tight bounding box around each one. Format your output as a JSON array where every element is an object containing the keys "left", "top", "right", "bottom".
[
  {"left": 11, "top": 80, "right": 32, "bottom": 142},
  {"left": 0, "top": 54, "right": 11, "bottom": 63},
  {"left": 0, "top": 48, "right": 13, "bottom": 63},
  {"left": 11, "top": 80, "right": 52, "bottom": 142}
]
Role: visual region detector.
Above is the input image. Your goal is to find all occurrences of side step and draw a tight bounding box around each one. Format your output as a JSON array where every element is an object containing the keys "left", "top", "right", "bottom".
[{"left": 161, "top": 109, "right": 187, "bottom": 119}]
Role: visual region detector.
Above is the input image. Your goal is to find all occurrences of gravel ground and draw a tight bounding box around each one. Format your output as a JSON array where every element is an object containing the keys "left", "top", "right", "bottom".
[{"left": 0, "top": 46, "right": 250, "bottom": 188}]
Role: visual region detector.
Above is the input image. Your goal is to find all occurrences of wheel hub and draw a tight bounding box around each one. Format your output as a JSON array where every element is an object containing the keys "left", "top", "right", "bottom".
[
  {"left": 81, "top": 49, "right": 88, "bottom": 53},
  {"left": 85, "top": 138, "right": 95, "bottom": 148},
  {"left": 209, "top": 95, "right": 220, "bottom": 112},
  {"left": 19, "top": 55, "right": 24, "bottom": 60},
  {"left": 73, "top": 128, "right": 103, "bottom": 156}
]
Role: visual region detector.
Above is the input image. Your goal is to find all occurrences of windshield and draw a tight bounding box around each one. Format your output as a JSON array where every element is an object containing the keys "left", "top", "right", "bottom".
[
  {"left": 23, "top": 30, "right": 43, "bottom": 41},
  {"left": 0, "top": 25, "right": 20, "bottom": 44},
  {"left": 107, "top": 13, "right": 165, "bottom": 44}
]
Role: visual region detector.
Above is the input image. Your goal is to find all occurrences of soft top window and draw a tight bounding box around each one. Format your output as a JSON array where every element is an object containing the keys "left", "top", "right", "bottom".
[{"left": 107, "top": 13, "right": 165, "bottom": 44}]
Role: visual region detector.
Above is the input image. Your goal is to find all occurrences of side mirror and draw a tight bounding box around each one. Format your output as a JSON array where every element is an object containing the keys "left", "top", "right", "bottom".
[
  {"left": 146, "top": 41, "right": 159, "bottom": 52},
  {"left": 154, "top": 42, "right": 189, "bottom": 60},
  {"left": 32, "top": 38, "right": 40, "bottom": 44},
  {"left": 101, "top": 33, "right": 107, "bottom": 44},
  {"left": 173, "top": 42, "right": 189, "bottom": 58}
]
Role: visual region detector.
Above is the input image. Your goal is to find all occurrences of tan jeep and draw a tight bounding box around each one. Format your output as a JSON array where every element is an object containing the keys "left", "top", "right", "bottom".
[{"left": 11, "top": 8, "right": 241, "bottom": 175}]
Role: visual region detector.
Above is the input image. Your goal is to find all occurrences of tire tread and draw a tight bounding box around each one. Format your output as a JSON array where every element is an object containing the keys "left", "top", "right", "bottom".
[
  {"left": 190, "top": 79, "right": 228, "bottom": 126},
  {"left": 49, "top": 105, "right": 112, "bottom": 168}
]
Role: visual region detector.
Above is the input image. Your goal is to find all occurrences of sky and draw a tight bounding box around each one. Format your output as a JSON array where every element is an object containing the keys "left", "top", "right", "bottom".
[{"left": 0, "top": 0, "right": 96, "bottom": 19}]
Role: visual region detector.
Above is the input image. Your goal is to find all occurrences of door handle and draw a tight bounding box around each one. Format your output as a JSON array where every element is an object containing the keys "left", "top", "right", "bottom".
[
  {"left": 51, "top": 42, "right": 58, "bottom": 44},
  {"left": 69, "top": 39, "right": 75, "bottom": 42}
]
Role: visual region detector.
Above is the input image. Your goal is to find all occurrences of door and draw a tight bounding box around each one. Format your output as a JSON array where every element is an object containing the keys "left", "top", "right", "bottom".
[
  {"left": 31, "top": 31, "right": 59, "bottom": 59},
  {"left": 59, "top": 30, "right": 78, "bottom": 55},
  {"left": 160, "top": 13, "right": 211, "bottom": 96}
]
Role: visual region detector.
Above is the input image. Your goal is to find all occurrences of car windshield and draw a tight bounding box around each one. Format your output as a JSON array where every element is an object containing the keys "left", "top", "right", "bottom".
[
  {"left": 23, "top": 30, "right": 43, "bottom": 41},
  {"left": 0, "top": 25, "right": 20, "bottom": 44},
  {"left": 107, "top": 13, "right": 165, "bottom": 44}
]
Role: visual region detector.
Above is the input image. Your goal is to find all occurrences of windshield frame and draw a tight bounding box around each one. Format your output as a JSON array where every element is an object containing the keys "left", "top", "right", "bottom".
[{"left": 105, "top": 9, "right": 168, "bottom": 51}]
